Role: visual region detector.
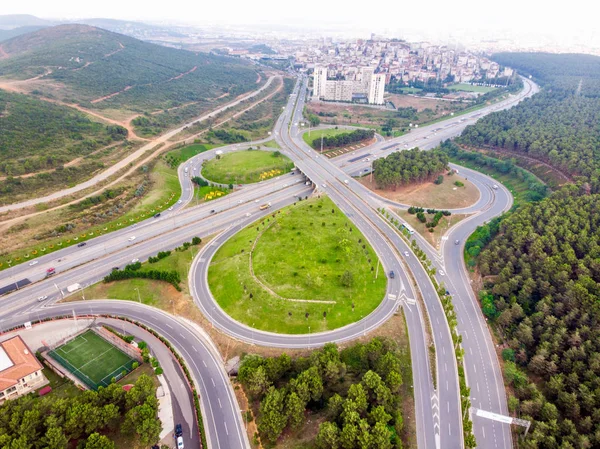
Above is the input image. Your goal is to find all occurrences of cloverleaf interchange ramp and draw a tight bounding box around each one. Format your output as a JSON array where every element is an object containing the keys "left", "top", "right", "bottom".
[{"left": 0, "top": 74, "right": 537, "bottom": 449}]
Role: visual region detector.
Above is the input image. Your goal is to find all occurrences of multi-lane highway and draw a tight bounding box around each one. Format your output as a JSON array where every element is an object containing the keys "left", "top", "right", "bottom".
[{"left": 0, "top": 72, "right": 538, "bottom": 449}]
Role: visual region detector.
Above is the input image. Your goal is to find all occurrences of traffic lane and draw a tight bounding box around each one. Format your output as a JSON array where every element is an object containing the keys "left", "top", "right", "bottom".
[
  {"left": 1, "top": 179, "right": 308, "bottom": 286},
  {"left": 8, "top": 301, "right": 250, "bottom": 449},
  {"left": 285, "top": 90, "right": 462, "bottom": 447},
  {"left": 1, "top": 185, "right": 311, "bottom": 316}
]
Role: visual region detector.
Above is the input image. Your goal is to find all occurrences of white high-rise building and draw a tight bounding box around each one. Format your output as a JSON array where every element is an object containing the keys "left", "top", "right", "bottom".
[
  {"left": 312, "top": 66, "right": 328, "bottom": 99},
  {"left": 368, "top": 73, "right": 386, "bottom": 105}
]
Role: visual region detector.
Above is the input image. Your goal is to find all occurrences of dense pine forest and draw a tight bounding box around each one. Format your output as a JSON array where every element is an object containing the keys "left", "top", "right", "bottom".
[
  {"left": 372, "top": 148, "right": 449, "bottom": 189},
  {"left": 463, "top": 53, "right": 600, "bottom": 447},
  {"left": 458, "top": 53, "right": 600, "bottom": 192}
]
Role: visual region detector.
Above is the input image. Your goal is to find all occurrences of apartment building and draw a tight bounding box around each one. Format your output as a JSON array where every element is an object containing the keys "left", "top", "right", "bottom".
[
  {"left": 368, "top": 73, "right": 386, "bottom": 105},
  {"left": 312, "top": 65, "right": 386, "bottom": 104},
  {"left": 0, "top": 336, "right": 47, "bottom": 403}
]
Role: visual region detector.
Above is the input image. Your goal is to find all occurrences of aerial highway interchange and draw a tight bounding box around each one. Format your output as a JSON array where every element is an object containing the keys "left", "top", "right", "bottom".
[{"left": 0, "top": 74, "right": 538, "bottom": 449}]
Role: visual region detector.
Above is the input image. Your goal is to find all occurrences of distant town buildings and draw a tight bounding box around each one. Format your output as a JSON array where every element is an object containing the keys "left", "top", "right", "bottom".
[{"left": 0, "top": 336, "right": 47, "bottom": 403}]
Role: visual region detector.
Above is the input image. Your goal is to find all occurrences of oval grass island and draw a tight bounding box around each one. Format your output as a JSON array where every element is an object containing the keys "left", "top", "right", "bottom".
[
  {"left": 201, "top": 149, "right": 294, "bottom": 184},
  {"left": 207, "top": 196, "right": 387, "bottom": 334}
]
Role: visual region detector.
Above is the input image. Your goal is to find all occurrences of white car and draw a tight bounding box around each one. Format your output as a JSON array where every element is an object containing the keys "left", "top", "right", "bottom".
[
  {"left": 177, "top": 200, "right": 182, "bottom": 204},
  {"left": 37, "top": 295, "right": 48, "bottom": 302},
  {"left": 238, "top": 200, "right": 243, "bottom": 204},
  {"left": 176, "top": 436, "right": 184, "bottom": 449},
  {"left": 439, "top": 270, "right": 445, "bottom": 276},
  {"left": 168, "top": 207, "right": 173, "bottom": 211},
  {"left": 255, "top": 199, "right": 259, "bottom": 203},
  {"left": 283, "top": 184, "right": 288, "bottom": 187},
  {"left": 245, "top": 213, "right": 251, "bottom": 217},
  {"left": 29, "top": 260, "right": 39, "bottom": 266},
  {"left": 322, "top": 184, "right": 327, "bottom": 188},
  {"left": 128, "top": 236, "right": 136, "bottom": 242},
  {"left": 131, "top": 258, "right": 139, "bottom": 263},
  {"left": 404, "top": 251, "right": 409, "bottom": 257},
  {"left": 344, "top": 179, "right": 349, "bottom": 184}
]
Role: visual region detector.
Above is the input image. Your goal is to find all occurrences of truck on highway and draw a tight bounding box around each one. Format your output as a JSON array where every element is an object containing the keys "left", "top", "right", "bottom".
[
  {"left": 67, "top": 283, "right": 81, "bottom": 293},
  {"left": 259, "top": 202, "right": 272, "bottom": 210},
  {"left": 45, "top": 267, "right": 56, "bottom": 277}
]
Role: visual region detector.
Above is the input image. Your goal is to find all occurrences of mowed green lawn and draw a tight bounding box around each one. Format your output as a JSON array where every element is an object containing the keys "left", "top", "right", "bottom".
[
  {"left": 202, "top": 150, "right": 293, "bottom": 184},
  {"left": 447, "top": 83, "right": 498, "bottom": 93},
  {"left": 302, "top": 128, "right": 351, "bottom": 148},
  {"left": 208, "top": 196, "right": 387, "bottom": 333},
  {"left": 49, "top": 330, "right": 134, "bottom": 388}
]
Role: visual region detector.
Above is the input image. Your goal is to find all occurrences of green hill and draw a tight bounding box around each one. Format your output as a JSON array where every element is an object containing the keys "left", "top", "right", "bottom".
[{"left": 0, "top": 24, "right": 260, "bottom": 112}]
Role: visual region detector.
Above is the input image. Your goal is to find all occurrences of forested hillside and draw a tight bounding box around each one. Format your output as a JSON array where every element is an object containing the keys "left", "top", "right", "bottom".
[
  {"left": 0, "top": 24, "right": 259, "bottom": 112},
  {"left": 0, "top": 90, "right": 126, "bottom": 176},
  {"left": 373, "top": 148, "right": 448, "bottom": 188},
  {"left": 477, "top": 187, "right": 600, "bottom": 448},
  {"left": 458, "top": 53, "right": 600, "bottom": 192},
  {"left": 460, "top": 53, "right": 600, "bottom": 447}
]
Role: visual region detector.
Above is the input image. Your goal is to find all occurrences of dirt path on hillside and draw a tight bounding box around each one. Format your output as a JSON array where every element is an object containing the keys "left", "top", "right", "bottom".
[
  {"left": 90, "top": 65, "right": 198, "bottom": 104},
  {"left": 0, "top": 76, "right": 280, "bottom": 228},
  {"left": 0, "top": 142, "right": 123, "bottom": 181},
  {"left": 461, "top": 145, "right": 573, "bottom": 185}
]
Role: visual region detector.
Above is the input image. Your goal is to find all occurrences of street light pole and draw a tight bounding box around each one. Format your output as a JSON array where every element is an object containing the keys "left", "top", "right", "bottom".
[{"left": 134, "top": 287, "right": 141, "bottom": 304}]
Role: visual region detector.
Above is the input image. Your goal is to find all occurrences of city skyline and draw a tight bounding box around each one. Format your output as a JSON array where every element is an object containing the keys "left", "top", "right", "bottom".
[{"left": 1, "top": 0, "right": 598, "bottom": 51}]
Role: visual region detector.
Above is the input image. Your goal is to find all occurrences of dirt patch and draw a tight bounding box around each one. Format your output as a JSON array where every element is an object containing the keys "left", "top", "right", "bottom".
[
  {"left": 0, "top": 44, "right": 9, "bottom": 60},
  {"left": 384, "top": 93, "right": 455, "bottom": 112},
  {"left": 397, "top": 209, "right": 470, "bottom": 248},
  {"left": 359, "top": 175, "right": 480, "bottom": 209},
  {"left": 90, "top": 85, "right": 133, "bottom": 104},
  {"left": 462, "top": 145, "right": 572, "bottom": 187}
]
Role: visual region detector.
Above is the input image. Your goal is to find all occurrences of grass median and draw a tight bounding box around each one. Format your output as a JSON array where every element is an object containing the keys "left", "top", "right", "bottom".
[
  {"left": 201, "top": 149, "right": 293, "bottom": 184},
  {"left": 208, "top": 196, "right": 387, "bottom": 334}
]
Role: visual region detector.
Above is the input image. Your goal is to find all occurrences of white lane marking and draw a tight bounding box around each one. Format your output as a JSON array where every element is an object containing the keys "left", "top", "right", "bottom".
[
  {"left": 166, "top": 323, "right": 173, "bottom": 329},
  {"left": 180, "top": 333, "right": 186, "bottom": 339},
  {"left": 211, "top": 377, "right": 216, "bottom": 387},
  {"left": 224, "top": 421, "right": 229, "bottom": 435},
  {"left": 218, "top": 398, "right": 222, "bottom": 408},
  {"left": 203, "top": 360, "right": 207, "bottom": 367},
  {"left": 193, "top": 346, "right": 198, "bottom": 352}
]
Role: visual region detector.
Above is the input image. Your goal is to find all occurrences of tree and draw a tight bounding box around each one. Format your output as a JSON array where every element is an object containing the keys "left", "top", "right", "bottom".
[
  {"left": 347, "top": 384, "right": 368, "bottom": 414},
  {"left": 340, "top": 270, "right": 354, "bottom": 287},
  {"left": 286, "top": 392, "right": 306, "bottom": 430},
  {"left": 84, "top": 433, "right": 115, "bottom": 449},
  {"left": 258, "top": 387, "right": 288, "bottom": 443},
  {"left": 316, "top": 422, "right": 340, "bottom": 449},
  {"left": 42, "top": 427, "right": 68, "bottom": 449},
  {"left": 370, "top": 421, "right": 392, "bottom": 449},
  {"left": 339, "top": 423, "right": 358, "bottom": 449}
]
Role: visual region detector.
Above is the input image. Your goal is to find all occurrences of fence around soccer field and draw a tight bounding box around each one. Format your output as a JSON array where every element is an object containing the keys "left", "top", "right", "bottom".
[{"left": 46, "top": 348, "right": 137, "bottom": 390}]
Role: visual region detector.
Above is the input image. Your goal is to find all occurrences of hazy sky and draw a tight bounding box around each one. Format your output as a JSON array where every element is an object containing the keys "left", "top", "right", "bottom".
[{"left": 2, "top": 0, "right": 599, "bottom": 47}]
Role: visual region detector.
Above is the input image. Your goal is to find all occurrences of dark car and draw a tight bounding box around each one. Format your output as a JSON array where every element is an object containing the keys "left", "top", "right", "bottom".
[
  {"left": 77, "top": 242, "right": 86, "bottom": 247},
  {"left": 210, "top": 209, "right": 216, "bottom": 214},
  {"left": 389, "top": 271, "right": 395, "bottom": 279},
  {"left": 154, "top": 213, "right": 161, "bottom": 218},
  {"left": 175, "top": 424, "right": 183, "bottom": 437},
  {"left": 112, "top": 267, "right": 119, "bottom": 271}
]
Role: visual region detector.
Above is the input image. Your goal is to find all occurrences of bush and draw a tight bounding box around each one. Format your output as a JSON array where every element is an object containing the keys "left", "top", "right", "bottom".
[
  {"left": 454, "top": 181, "right": 465, "bottom": 187},
  {"left": 192, "top": 236, "right": 202, "bottom": 245},
  {"left": 434, "top": 175, "right": 444, "bottom": 185}
]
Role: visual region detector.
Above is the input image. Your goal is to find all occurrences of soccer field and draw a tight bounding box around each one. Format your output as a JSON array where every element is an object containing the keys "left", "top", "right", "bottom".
[{"left": 49, "top": 330, "right": 136, "bottom": 389}]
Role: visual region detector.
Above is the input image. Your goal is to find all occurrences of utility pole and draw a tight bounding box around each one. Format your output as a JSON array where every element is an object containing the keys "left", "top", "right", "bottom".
[{"left": 320, "top": 134, "right": 324, "bottom": 154}]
